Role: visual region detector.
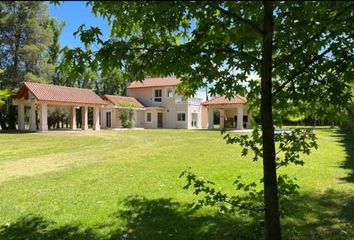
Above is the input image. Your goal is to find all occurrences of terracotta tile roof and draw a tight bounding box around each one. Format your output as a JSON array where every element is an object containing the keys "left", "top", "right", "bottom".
[
  {"left": 202, "top": 95, "right": 247, "bottom": 105},
  {"left": 127, "top": 76, "right": 181, "bottom": 89},
  {"left": 103, "top": 95, "right": 145, "bottom": 108},
  {"left": 14, "top": 82, "right": 107, "bottom": 105}
]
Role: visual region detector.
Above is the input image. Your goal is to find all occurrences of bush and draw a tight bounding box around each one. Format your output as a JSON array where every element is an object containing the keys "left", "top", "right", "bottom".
[{"left": 118, "top": 108, "right": 134, "bottom": 128}]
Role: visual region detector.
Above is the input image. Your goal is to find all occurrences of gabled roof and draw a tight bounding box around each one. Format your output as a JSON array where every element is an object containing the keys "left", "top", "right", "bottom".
[
  {"left": 14, "top": 82, "right": 107, "bottom": 105},
  {"left": 102, "top": 95, "right": 145, "bottom": 108},
  {"left": 127, "top": 77, "right": 181, "bottom": 89},
  {"left": 202, "top": 95, "right": 247, "bottom": 106}
]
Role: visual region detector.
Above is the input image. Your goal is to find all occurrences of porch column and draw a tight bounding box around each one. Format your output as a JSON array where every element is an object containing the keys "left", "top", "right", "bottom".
[
  {"left": 237, "top": 105, "right": 243, "bottom": 130},
  {"left": 81, "top": 106, "right": 88, "bottom": 130},
  {"left": 29, "top": 102, "right": 37, "bottom": 131},
  {"left": 93, "top": 107, "right": 100, "bottom": 130},
  {"left": 219, "top": 109, "right": 225, "bottom": 129},
  {"left": 39, "top": 103, "right": 48, "bottom": 131},
  {"left": 208, "top": 108, "right": 214, "bottom": 129},
  {"left": 18, "top": 103, "right": 25, "bottom": 130},
  {"left": 70, "top": 106, "right": 77, "bottom": 130}
]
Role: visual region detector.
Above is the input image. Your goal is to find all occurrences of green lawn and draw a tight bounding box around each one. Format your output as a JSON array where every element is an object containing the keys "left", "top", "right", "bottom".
[{"left": 0, "top": 128, "right": 353, "bottom": 240}]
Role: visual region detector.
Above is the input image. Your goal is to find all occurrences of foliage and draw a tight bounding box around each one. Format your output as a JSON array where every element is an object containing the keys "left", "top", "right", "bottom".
[
  {"left": 48, "top": 18, "right": 65, "bottom": 85},
  {"left": 47, "top": 107, "right": 70, "bottom": 129},
  {"left": 0, "top": 70, "right": 10, "bottom": 106},
  {"left": 0, "top": 89, "right": 9, "bottom": 106},
  {"left": 0, "top": 1, "right": 59, "bottom": 129},
  {"left": 59, "top": 1, "right": 353, "bottom": 238},
  {"left": 117, "top": 102, "right": 137, "bottom": 128},
  {"left": 100, "top": 68, "right": 128, "bottom": 96}
]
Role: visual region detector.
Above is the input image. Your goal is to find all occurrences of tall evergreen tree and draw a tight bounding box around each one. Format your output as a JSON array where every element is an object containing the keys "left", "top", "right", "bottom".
[{"left": 0, "top": 1, "right": 57, "bottom": 129}]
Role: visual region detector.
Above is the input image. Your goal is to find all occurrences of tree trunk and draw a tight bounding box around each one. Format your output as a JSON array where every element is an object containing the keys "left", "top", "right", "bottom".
[{"left": 261, "top": 1, "right": 281, "bottom": 240}]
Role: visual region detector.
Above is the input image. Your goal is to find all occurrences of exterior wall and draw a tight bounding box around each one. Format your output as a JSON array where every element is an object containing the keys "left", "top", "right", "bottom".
[
  {"left": 187, "top": 104, "right": 202, "bottom": 129},
  {"left": 127, "top": 86, "right": 200, "bottom": 129},
  {"left": 143, "top": 109, "right": 158, "bottom": 129},
  {"left": 100, "top": 107, "right": 122, "bottom": 128},
  {"left": 127, "top": 87, "right": 252, "bottom": 129},
  {"left": 101, "top": 107, "right": 146, "bottom": 129},
  {"left": 201, "top": 105, "right": 209, "bottom": 129},
  {"left": 134, "top": 110, "right": 145, "bottom": 128}
]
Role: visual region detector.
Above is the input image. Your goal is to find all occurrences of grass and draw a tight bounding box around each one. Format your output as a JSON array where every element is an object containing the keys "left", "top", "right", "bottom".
[{"left": 0, "top": 128, "right": 353, "bottom": 239}]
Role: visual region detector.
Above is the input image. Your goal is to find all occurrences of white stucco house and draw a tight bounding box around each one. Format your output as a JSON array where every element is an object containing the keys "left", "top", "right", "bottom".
[{"left": 12, "top": 77, "right": 252, "bottom": 131}]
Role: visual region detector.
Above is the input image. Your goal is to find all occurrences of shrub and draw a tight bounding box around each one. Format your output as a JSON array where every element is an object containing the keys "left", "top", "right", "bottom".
[{"left": 117, "top": 102, "right": 138, "bottom": 128}]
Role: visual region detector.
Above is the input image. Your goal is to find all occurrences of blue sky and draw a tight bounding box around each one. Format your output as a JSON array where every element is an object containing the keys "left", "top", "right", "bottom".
[{"left": 49, "top": 1, "right": 110, "bottom": 49}]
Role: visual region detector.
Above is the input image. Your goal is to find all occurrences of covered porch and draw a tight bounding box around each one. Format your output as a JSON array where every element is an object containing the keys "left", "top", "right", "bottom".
[
  {"left": 12, "top": 82, "right": 107, "bottom": 131},
  {"left": 202, "top": 95, "right": 251, "bottom": 130}
]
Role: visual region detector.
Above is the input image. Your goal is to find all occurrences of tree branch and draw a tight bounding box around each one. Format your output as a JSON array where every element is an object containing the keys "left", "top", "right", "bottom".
[
  {"left": 209, "top": 46, "right": 262, "bottom": 64},
  {"left": 216, "top": 7, "right": 263, "bottom": 34},
  {"left": 272, "top": 45, "right": 334, "bottom": 96},
  {"left": 273, "top": 3, "right": 354, "bottom": 69}
]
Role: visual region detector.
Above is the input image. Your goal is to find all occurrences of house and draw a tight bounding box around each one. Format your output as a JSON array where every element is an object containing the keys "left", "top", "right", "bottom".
[
  {"left": 114, "top": 76, "right": 203, "bottom": 129},
  {"left": 11, "top": 77, "right": 251, "bottom": 131}
]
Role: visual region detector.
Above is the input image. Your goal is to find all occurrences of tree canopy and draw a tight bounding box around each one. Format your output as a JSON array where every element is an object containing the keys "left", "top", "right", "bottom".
[{"left": 59, "top": 1, "right": 354, "bottom": 239}]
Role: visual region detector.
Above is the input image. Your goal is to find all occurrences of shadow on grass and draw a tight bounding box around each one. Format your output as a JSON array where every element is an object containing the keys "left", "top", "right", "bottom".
[
  {"left": 109, "top": 196, "right": 261, "bottom": 240},
  {"left": 0, "top": 197, "right": 260, "bottom": 240},
  {"left": 1, "top": 191, "right": 353, "bottom": 240},
  {"left": 282, "top": 189, "right": 354, "bottom": 240},
  {"left": 330, "top": 129, "right": 354, "bottom": 183},
  {"left": 0, "top": 215, "right": 98, "bottom": 240}
]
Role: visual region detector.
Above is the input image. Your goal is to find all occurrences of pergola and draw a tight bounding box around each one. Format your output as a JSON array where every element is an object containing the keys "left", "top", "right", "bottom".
[
  {"left": 12, "top": 82, "right": 107, "bottom": 131},
  {"left": 203, "top": 95, "right": 250, "bottom": 130}
]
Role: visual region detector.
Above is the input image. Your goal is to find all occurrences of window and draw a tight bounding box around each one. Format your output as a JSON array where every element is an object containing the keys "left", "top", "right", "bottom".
[
  {"left": 166, "top": 88, "right": 173, "bottom": 98},
  {"left": 154, "top": 89, "right": 162, "bottom": 102},
  {"left": 146, "top": 112, "right": 152, "bottom": 122},
  {"left": 177, "top": 112, "right": 186, "bottom": 122}
]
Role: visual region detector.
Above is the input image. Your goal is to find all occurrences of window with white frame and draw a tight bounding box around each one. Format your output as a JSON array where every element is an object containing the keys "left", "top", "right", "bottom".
[
  {"left": 177, "top": 112, "right": 186, "bottom": 122},
  {"left": 154, "top": 89, "right": 162, "bottom": 102},
  {"left": 146, "top": 112, "right": 152, "bottom": 122},
  {"left": 166, "top": 88, "right": 173, "bottom": 98}
]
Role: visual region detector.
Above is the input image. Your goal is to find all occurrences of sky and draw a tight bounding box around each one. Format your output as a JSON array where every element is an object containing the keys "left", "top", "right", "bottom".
[
  {"left": 48, "top": 2, "right": 210, "bottom": 100},
  {"left": 49, "top": 1, "right": 110, "bottom": 49}
]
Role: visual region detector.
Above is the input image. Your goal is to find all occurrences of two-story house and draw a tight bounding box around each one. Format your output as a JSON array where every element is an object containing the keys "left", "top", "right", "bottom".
[
  {"left": 100, "top": 76, "right": 252, "bottom": 130},
  {"left": 100, "top": 77, "right": 203, "bottom": 129}
]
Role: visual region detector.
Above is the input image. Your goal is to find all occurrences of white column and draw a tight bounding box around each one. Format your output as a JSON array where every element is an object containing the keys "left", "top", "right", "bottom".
[
  {"left": 237, "top": 105, "right": 243, "bottom": 130},
  {"left": 70, "top": 106, "right": 77, "bottom": 130},
  {"left": 219, "top": 109, "right": 225, "bottom": 129},
  {"left": 29, "top": 102, "right": 37, "bottom": 131},
  {"left": 18, "top": 104, "right": 25, "bottom": 130},
  {"left": 208, "top": 108, "right": 214, "bottom": 129},
  {"left": 81, "top": 106, "right": 88, "bottom": 130},
  {"left": 39, "top": 104, "right": 48, "bottom": 131},
  {"left": 93, "top": 107, "right": 100, "bottom": 131}
]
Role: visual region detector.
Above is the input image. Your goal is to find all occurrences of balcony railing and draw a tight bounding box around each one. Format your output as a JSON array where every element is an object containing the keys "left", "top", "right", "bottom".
[{"left": 175, "top": 96, "right": 203, "bottom": 104}]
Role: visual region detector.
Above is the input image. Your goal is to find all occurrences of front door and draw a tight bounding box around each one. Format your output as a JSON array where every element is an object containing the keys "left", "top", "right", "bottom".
[
  {"left": 106, "top": 111, "right": 112, "bottom": 128},
  {"left": 157, "top": 112, "right": 163, "bottom": 128},
  {"left": 191, "top": 113, "right": 198, "bottom": 128}
]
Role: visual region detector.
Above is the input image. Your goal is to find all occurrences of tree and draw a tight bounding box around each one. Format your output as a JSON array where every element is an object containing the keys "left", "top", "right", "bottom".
[
  {"left": 48, "top": 18, "right": 65, "bottom": 85},
  {"left": 101, "top": 68, "right": 128, "bottom": 96},
  {"left": 61, "top": 2, "right": 354, "bottom": 239},
  {"left": 0, "top": 69, "right": 10, "bottom": 107},
  {"left": 0, "top": 1, "right": 58, "bottom": 129}
]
